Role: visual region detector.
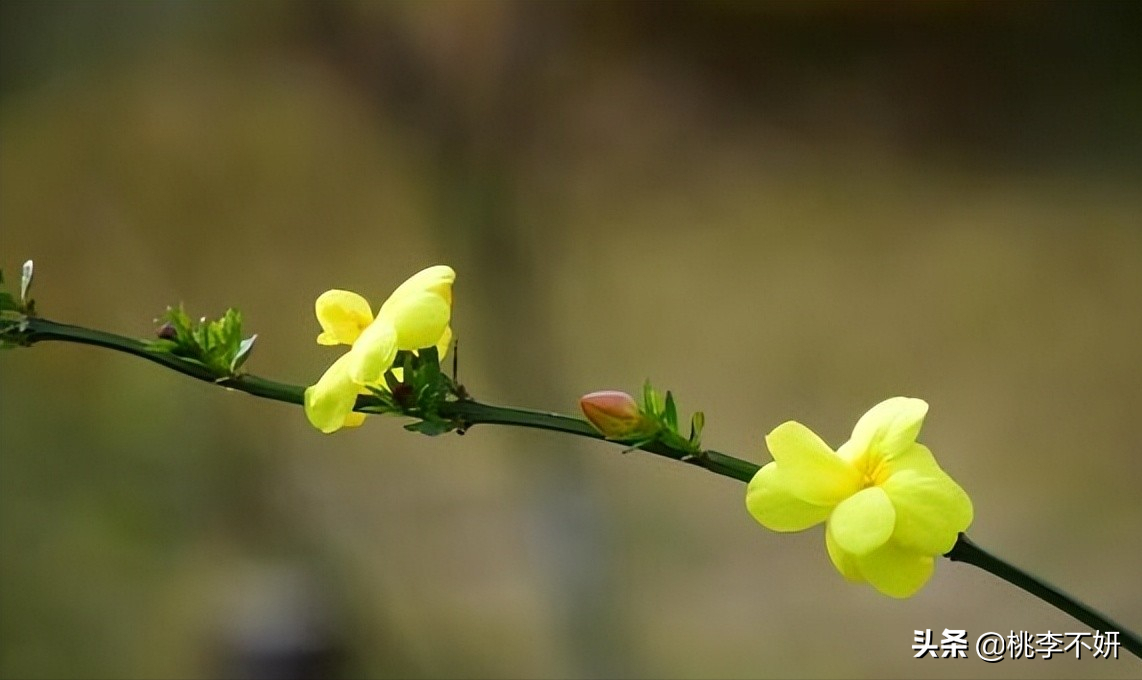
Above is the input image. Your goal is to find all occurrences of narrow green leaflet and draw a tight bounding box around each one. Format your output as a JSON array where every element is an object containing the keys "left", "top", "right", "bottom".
[
  {"left": 689, "top": 411, "right": 705, "bottom": 446},
  {"left": 230, "top": 335, "right": 258, "bottom": 373},
  {"left": 642, "top": 379, "right": 663, "bottom": 415},
  {"left": 664, "top": 391, "right": 679, "bottom": 430}
]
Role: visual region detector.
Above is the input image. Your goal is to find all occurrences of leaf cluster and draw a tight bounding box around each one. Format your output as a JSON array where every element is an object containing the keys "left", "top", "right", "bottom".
[
  {"left": 145, "top": 305, "right": 257, "bottom": 378},
  {"left": 363, "top": 345, "right": 460, "bottom": 436},
  {"left": 639, "top": 380, "right": 706, "bottom": 456}
]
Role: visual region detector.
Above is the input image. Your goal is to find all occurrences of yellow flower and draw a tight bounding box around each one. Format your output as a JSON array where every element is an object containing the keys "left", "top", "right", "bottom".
[
  {"left": 745, "top": 397, "right": 973, "bottom": 598},
  {"left": 304, "top": 265, "right": 455, "bottom": 433}
]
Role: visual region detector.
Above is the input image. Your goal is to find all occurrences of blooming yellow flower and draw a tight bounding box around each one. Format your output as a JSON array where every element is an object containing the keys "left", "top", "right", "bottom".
[
  {"left": 304, "top": 265, "right": 455, "bottom": 434},
  {"left": 745, "top": 397, "right": 973, "bottom": 598}
]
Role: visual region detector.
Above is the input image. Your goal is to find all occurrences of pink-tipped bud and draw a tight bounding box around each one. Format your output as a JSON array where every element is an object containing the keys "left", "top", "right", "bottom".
[{"left": 580, "top": 390, "right": 657, "bottom": 440}]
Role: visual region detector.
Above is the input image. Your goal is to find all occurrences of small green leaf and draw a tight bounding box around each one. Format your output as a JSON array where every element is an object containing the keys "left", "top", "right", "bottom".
[
  {"left": 222, "top": 308, "right": 243, "bottom": 351},
  {"left": 418, "top": 345, "right": 440, "bottom": 378},
  {"left": 642, "top": 380, "right": 667, "bottom": 416},
  {"left": 364, "top": 385, "right": 400, "bottom": 411},
  {"left": 229, "top": 334, "right": 257, "bottom": 373},
  {"left": 383, "top": 368, "right": 402, "bottom": 393},
  {"left": 664, "top": 391, "right": 678, "bottom": 430},
  {"left": 418, "top": 344, "right": 439, "bottom": 364},
  {"left": 689, "top": 411, "right": 705, "bottom": 444},
  {"left": 403, "top": 418, "right": 454, "bottom": 436}
]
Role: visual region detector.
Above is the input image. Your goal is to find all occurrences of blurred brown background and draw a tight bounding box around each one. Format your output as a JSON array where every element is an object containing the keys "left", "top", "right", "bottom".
[{"left": 1, "top": 2, "right": 1140, "bottom": 678}]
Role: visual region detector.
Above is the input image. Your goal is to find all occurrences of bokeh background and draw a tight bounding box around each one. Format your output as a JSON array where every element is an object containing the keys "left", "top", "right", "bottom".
[{"left": 1, "top": 2, "right": 1140, "bottom": 678}]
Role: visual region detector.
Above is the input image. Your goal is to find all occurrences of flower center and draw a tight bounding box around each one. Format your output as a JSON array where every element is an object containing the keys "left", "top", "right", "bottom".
[{"left": 858, "top": 452, "right": 890, "bottom": 488}]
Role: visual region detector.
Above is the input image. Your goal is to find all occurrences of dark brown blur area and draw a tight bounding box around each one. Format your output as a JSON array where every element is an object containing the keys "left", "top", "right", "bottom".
[{"left": 1, "top": 2, "right": 1139, "bottom": 678}]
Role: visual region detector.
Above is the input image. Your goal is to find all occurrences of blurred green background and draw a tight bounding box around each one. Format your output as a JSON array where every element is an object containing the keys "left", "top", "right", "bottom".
[{"left": 2, "top": 2, "right": 1140, "bottom": 678}]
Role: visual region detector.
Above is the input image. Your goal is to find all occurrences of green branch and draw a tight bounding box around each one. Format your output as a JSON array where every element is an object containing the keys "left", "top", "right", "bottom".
[
  {"left": 5, "top": 315, "right": 1139, "bottom": 659},
  {"left": 947, "top": 534, "right": 1141, "bottom": 657},
  {"left": 11, "top": 318, "right": 761, "bottom": 484},
  {"left": 439, "top": 399, "right": 759, "bottom": 483},
  {"left": 14, "top": 317, "right": 307, "bottom": 404}
]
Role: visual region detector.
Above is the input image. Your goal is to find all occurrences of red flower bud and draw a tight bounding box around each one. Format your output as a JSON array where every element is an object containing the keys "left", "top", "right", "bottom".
[{"left": 579, "top": 390, "right": 657, "bottom": 440}]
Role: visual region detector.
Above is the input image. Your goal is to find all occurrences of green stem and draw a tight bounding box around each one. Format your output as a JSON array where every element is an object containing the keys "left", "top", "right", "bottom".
[
  {"left": 437, "top": 399, "right": 760, "bottom": 483},
  {"left": 946, "top": 534, "right": 1141, "bottom": 658},
  {"left": 14, "top": 317, "right": 308, "bottom": 404},
  {"left": 6, "top": 315, "right": 1139, "bottom": 659}
]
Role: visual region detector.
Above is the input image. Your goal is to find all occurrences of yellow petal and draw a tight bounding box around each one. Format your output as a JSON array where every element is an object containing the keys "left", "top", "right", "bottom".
[
  {"left": 314, "top": 290, "right": 374, "bottom": 346},
  {"left": 848, "top": 397, "right": 928, "bottom": 460},
  {"left": 765, "top": 421, "right": 861, "bottom": 506},
  {"left": 745, "top": 462, "right": 833, "bottom": 532},
  {"left": 883, "top": 467, "right": 973, "bottom": 555},
  {"left": 342, "top": 411, "right": 367, "bottom": 428},
  {"left": 345, "top": 320, "right": 398, "bottom": 385},
  {"left": 436, "top": 325, "right": 453, "bottom": 360},
  {"left": 380, "top": 265, "right": 455, "bottom": 314},
  {"left": 304, "top": 353, "right": 362, "bottom": 433},
  {"left": 825, "top": 528, "right": 865, "bottom": 583},
  {"left": 828, "top": 486, "right": 896, "bottom": 556},
  {"left": 881, "top": 442, "right": 942, "bottom": 477},
  {"left": 854, "top": 541, "right": 935, "bottom": 598},
  {"left": 383, "top": 291, "right": 451, "bottom": 351}
]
